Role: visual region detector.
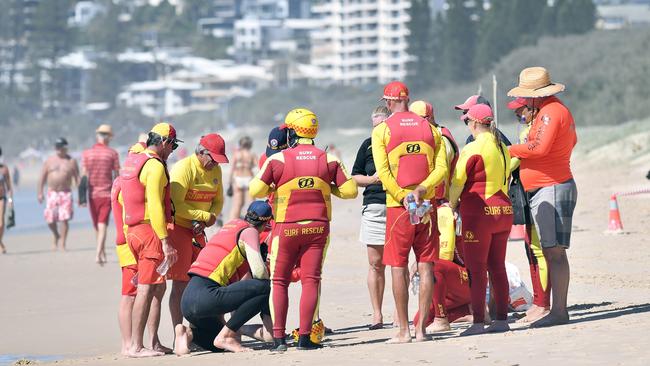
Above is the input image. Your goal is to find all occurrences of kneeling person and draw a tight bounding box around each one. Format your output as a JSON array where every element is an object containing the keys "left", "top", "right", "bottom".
[{"left": 176, "top": 201, "right": 274, "bottom": 354}]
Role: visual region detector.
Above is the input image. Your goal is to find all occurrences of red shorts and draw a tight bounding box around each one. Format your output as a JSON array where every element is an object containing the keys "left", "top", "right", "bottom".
[
  {"left": 383, "top": 207, "right": 438, "bottom": 267},
  {"left": 89, "top": 196, "right": 111, "bottom": 228},
  {"left": 166, "top": 225, "right": 205, "bottom": 282},
  {"left": 121, "top": 265, "right": 138, "bottom": 296},
  {"left": 127, "top": 224, "right": 164, "bottom": 285}
]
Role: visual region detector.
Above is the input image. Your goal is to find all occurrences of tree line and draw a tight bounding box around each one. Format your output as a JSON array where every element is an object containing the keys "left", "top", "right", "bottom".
[{"left": 406, "top": 0, "right": 597, "bottom": 90}]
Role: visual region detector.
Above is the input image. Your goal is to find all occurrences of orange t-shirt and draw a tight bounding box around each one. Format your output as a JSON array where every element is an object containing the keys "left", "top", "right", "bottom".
[{"left": 508, "top": 96, "right": 577, "bottom": 191}]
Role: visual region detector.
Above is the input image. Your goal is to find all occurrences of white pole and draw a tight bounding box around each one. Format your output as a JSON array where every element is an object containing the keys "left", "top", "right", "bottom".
[{"left": 493, "top": 74, "right": 498, "bottom": 127}]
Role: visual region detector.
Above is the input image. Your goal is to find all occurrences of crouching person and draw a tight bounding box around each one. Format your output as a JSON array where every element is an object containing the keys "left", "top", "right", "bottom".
[{"left": 174, "top": 201, "right": 274, "bottom": 354}]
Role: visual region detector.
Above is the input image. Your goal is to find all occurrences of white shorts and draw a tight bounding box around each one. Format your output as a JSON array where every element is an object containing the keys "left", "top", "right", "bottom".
[{"left": 359, "top": 204, "right": 387, "bottom": 245}]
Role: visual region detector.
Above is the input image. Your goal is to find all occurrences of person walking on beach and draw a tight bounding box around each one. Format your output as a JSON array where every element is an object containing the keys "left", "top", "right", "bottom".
[
  {"left": 81, "top": 124, "right": 120, "bottom": 265},
  {"left": 174, "top": 201, "right": 275, "bottom": 354},
  {"left": 38, "top": 138, "right": 80, "bottom": 251},
  {"left": 352, "top": 105, "right": 389, "bottom": 330},
  {"left": 228, "top": 136, "right": 257, "bottom": 220},
  {"left": 507, "top": 97, "right": 551, "bottom": 323},
  {"left": 120, "top": 123, "right": 180, "bottom": 357},
  {"left": 0, "top": 146, "right": 14, "bottom": 254},
  {"left": 250, "top": 108, "right": 358, "bottom": 351},
  {"left": 372, "top": 81, "right": 448, "bottom": 343},
  {"left": 166, "top": 134, "right": 227, "bottom": 333},
  {"left": 449, "top": 104, "right": 513, "bottom": 336},
  {"left": 507, "top": 67, "right": 578, "bottom": 328}
]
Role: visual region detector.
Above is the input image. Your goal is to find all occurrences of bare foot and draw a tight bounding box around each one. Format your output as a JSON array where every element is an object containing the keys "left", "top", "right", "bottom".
[
  {"left": 517, "top": 307, "right": 550, "bottom": 323},
  {"left": 214, "top": 334, "right": 252, "bottom": 353},
  {"left": 452, "top": 315, "right": 473, "bottom": 323},
  {"left": 460, "top": 323, "right": 486, "bottom": 336},
  {"left": 0, "top": 243, "right": 6, "bottom": 254},
  {"left": 414, "top": 332, "right": 430, "bottom": 342},
  {"left": 530, "top": 311, "right": 569, "bottom": 328},
  {"left": 486, "top": 320, "right": 510, "bottom": 333},
  {"left": 128, "top": 347, "right": 164, "bottom": 358},
  {"left": 385, "top": 331, "right": 412, "bottom": 344},
  {"left": 239, "top": 324, "right": 273, "bottom": 342},
  {"left": 428, "top": 317, "right": 451, "bottom": 333},
  {"left": 174, "top": 324, "right": 192, "bottom": 355},
  {"left": 152, "top": 342, "right": 173, "bottom": 354}
]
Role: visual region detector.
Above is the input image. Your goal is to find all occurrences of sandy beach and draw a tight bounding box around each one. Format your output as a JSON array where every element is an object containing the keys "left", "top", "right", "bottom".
[{"left": 1, "top": 146, "right": 650, "bottom": 366}]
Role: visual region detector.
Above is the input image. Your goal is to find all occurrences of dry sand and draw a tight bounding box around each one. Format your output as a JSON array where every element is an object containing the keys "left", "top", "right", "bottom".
[{"left": 1, "top": 149, "right": 650, "bottom": 366}]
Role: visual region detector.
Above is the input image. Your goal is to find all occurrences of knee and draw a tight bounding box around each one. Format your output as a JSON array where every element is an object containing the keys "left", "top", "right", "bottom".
[
  {"left": 543, "top": 247, "right": 567, "bottom": 263},
  {"left": 369, "top": 260, "right": 385, "bottom": 273}
]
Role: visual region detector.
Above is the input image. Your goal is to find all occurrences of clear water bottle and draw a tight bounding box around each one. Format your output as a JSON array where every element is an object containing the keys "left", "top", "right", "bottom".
[
  {"left": 410, "top": 272, "right": 420, "bottom": 295},
  {"left": 130, "top": 273, "right": 139, "bottom": 286},
  {"left": 455, "top": 213, "right": 462, "bottom": 236},
  {"left": 416, "top": 200, "right": 432, "bottom": 217},
  {"left": 407, "top": 193, "right": 419, "bottom": 225},
  {"left": 157, "top": 257, "right": 172, "bottom": 276}
]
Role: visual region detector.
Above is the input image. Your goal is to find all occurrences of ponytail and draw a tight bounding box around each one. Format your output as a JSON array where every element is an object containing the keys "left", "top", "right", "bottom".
[{"left": 489, "top": 121, "right": 504, "bottom": 155}]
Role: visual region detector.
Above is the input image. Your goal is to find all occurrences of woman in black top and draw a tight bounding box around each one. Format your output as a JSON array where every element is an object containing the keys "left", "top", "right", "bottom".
[{"left": 352, "top": 106, "right": 389, "bottom": 330}]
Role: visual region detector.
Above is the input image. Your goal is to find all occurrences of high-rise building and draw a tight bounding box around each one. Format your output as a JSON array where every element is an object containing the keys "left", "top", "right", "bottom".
[{"left": 310, "top": 0, "right": 412, "bottom": 85}]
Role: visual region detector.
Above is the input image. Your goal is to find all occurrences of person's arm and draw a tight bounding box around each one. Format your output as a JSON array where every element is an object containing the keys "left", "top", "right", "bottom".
[
  {"left": 419, "top": 127, "right": 448, "bottom": 199},
  {"left": 449, "top": 149, "right": 474, "bottom": 210},
  {"left": 509, "top": 114, "right": 560, "bottom": 159},
  {"left": 4, "top": 166, "right": 13, "bottom": 203},
  {"left": 329, "top": 154, "right": 358, "bottom": 199},
  {"left": 352, "top": 139, "right": 379, "bottom": 187},
  {"left": 112, "top": 150, "right": 120, "bottom": 180},
  {"left": 208, "top": 167, "right": 225, "bottom": 219},
  {"left": 170, "top": 162, "right": 212, "bottom": 223},
  {"left": 371, "top": 123, "right": 408, "bottom": 204},
  {"left": 37, "top": 160, "right": 48, "bottom": 203},
  {"left": 249, "top": 154, "right": 280, "bottom": 199},
  {"left": 72, "top": 159, "right": 80, "bottom": 187},
  {"left": 239, "top": 227, "right": 269, "bottom": 280},
  {"left": 142, "top": 159, "right": 169, "bottom": 239},
  {"left": 228, "top": 152, "right": 238, "bottom": 186}
]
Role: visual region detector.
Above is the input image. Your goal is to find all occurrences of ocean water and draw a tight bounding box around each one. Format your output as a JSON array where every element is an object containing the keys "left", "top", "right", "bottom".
[
  {"left": 4, "top": 188, "right": 92, "bottom": 236},
  {"left": 0, "top": 354, "right": 62, "bottom": 365}
]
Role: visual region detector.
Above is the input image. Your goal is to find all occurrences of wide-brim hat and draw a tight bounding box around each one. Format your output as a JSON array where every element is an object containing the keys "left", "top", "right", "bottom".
[{"left": 508, "top": 67, "right": 565, "bottom": 98}]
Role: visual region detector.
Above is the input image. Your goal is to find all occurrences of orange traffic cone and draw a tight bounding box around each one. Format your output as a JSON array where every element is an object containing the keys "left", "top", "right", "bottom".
[
  {"left": 509, "top": 224, "right": 526, "bottom": 241},
  {"left": 607, "top": 194, "right": 623, "bottom": 234}
]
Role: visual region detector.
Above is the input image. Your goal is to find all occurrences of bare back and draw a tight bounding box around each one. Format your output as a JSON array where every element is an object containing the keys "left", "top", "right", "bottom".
[
  {"left": 43, "top": 155, "right": 78, "bottom": 192},
  {"left": 232, "top": 149, "right": 257, "bottom": 178}
]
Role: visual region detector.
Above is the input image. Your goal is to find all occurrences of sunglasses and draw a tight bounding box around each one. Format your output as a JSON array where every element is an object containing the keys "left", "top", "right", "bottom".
[
  {"left": 164, "top": 138, "right": 179, "bottom": 151},
  {"left": 202, "top": 151, "right": 216, "bottom": 164}
]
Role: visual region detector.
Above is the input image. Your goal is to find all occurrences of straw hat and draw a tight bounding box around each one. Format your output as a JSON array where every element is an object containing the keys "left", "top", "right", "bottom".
[
  {"left": 507, "top": 67, "right": 565, "bottom": 98},
  {"left": 96, "top": 124, "right": 113, "bottom": 136}
]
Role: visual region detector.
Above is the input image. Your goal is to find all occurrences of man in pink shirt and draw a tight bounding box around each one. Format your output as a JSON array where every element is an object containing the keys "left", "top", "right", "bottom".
[{"left": 81, "top": 124, "right": 120, "bottom": 265}]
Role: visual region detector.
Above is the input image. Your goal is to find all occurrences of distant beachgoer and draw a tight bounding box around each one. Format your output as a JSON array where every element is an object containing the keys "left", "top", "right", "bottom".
[
  {"left": 174, "top": 201, "right": 275, "bottom": 354},
  {"left": 352, "top": 105, "right": 389, "bottom": 330},
  {"left": 507, "top": 67, "right": 578, "bottom": 328},
  {"left": 167, "top": 134, "right": 227, "bottom": 334},
  {"left": 12, "top": 165, "right": 19, "bottom": 188},
  {"left": 327, "top": 143, "right": 342, "bottom": 160},
  {"left": 227, "top": 136, "right": 257, "bottom": 220},
  {"left": 120, "top": 123, "right": 181, "bottom": 357},
  {"left": 37, "top": 138, "right": 80, "bottom": 251},
  {"left": 0, "top": 146, "right": 14, "bottom": 254},
  {"left": 81, "top": 124, "right": 120, "bottom": 265}
]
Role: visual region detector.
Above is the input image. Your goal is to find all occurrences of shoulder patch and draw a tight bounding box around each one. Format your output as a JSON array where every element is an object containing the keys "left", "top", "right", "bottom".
[{"left": 542, "top": 115, "right": 551, "bottom": 125}]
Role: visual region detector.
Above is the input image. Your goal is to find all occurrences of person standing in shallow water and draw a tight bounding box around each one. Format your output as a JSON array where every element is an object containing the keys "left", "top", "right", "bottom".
[
  {"left": 0, "top": 146, "right": 14, "bottom": 254},
  {"left": 38, "top": 138, "right": 80, "bottom": 251},
  {"left": 352, "top": 105, "right": 389, "bottom": 330}
]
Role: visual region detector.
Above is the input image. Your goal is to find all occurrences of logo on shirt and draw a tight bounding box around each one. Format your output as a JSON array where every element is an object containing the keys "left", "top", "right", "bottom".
[
  {"left": 464, "top": 230, "right": 478, "bottom": 243},
  {"left": 298, "top": 177, "right": 315, "bottom": 188},
  {"left": 406, "top": 143, "right": 421, "bottom": 153},
  {"left": 542, "top": 115, "right": 550, "bottom": 125}
]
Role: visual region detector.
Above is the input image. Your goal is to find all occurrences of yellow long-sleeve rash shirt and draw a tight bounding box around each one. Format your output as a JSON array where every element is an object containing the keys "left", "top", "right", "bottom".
[
  {"left": 170, "top": 154, "right": 224, "bottom": 229},
  {"left": 139, "top": 154, "right": 168, "bottom": 239}
]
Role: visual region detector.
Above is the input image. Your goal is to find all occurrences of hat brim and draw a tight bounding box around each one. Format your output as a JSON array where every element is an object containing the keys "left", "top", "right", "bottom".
[
  {"left": 208, "top": 152, "right": 229, "bottom": 164},
  {"left": 96, "top": 130, "right": 113, "bottom": 136},
  {"left": 507, "top": 100, "right": 527, "bottom": 110},
  {"left": 454, "top": 103, "right": 470, "bottom": 111},
  {"left": 507, "top": 83, "right": 565, "bottom": 98}
]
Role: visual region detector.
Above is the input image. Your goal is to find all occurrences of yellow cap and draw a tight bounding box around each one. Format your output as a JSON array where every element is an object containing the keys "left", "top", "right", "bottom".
[
  {"left": 409, "top": 100, "right": 433, "bottom": 119},
  {"left": 129, "top": 142, "right": 146, "bottom": 154},
  {"left": 150, "top": 122, "right": 179, "bottom": 141}
]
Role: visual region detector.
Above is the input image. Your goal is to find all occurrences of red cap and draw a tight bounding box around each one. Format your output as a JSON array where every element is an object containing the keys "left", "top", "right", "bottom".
[
  {"left": 382, "top": 81, "right": 409, "bottom": 101},
  {"left": 199, "top": 134, "right": 229, "bottom": 163},
  {"left": 507, "top": 97, "right": 527, "bottom": 110},
  {"left": 461, "top": 104, "right": 494, "bottom": 125}
]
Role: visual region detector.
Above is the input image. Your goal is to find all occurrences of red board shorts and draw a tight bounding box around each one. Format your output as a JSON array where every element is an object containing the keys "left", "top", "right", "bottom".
[
  {"left": 166, "top": 225, "right": 205, "bottom": 282},
  {"left": 127, "top": 224, "right": 165, "bottom": 285},
  {"left": 89, "top": 196, "right": 111, "bottom": 229},
  {"left": 383, "top": 206, "right": 437, "bottom": 267},
  {"left": 121, "top": 265, "right": 138, "bottom": 296}
]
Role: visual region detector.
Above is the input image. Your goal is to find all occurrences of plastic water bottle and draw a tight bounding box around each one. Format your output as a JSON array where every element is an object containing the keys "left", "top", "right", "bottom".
[
  {"left": 407, "top": 193, "right": 419, "bottom": 225},
  {"left": 410, "top": 272, "right": 420, "bottom": 295},
  {"left": 130, "top": 273, "right": 139, "bottom": 286},
  {"left": 455, "top": 214, "right": 462, "bottom": 236},
  {"left": 416, "top": 200, "right": 432, "bottom": 217},
  {"left": 157, "top": 257, "right": 172, "bottom": 276}
]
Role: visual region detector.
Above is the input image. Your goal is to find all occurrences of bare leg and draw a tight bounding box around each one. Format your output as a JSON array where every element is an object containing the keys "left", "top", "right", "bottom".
[
  {"left": 415, "top": 262, "right": 433, "bottom": 341},
  {"left": 119, "top": 295, "right": 135, "bottom": 356},
  {"left": 214, "top": 326, "right": 252, "bottom": 352},
  {"left": 239, "top": 314, "right": 274, "bottom": 342},
  {"left": 96, "top": 223, "right": 108, "bottom": 264},
  {"left": 0, "top": 201, "right": 6, "bottom": 254},
  {"left": 129, "top": 283, "right": 163, "bottom": 357},
  {"left": 367, "top": 245, "right": 385, "bottom": 327},
  {"left": 532, "top": 247, "right": 570, "bottom": 328},
  {"left": 47, "top": 222, "right": 60, "bottom": 251},
  {"left": 229, "top": 186, "right": 244, "bottom": 220},
  {"left": 59, "top": 220, "right": 69, "bottom": 251},
  {"left": 386, "top": 266, "right": 412, "bottom": 344},
  {"left": 173, "top": 324, "right": 193, "bottom": 356},
  {"left": 169, "top": 280, "right": 188, "bottom": 330},
  {"left": 149, "top": 282, "right": 172, "bottom": 354}
]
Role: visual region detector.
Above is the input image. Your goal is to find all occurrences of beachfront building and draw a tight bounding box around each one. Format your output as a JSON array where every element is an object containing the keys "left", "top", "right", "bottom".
[
  {"left": 596, "top": 2, "right": 650, "bottom": 30},
  {"left": 310, "top": 0, "right": 412, "bottom": 85},
  {"left": 117, "top": 79, "right": 200, "bottom": 118}
]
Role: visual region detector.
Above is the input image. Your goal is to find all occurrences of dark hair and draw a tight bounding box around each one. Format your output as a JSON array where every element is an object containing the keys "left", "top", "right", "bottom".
[
  {"left": 146, "top": 132, "right": 163, "bottom": 147},
  {"left": 0, "top": 146, "right": 2, "bottom": 157},
  {"left": 239, "top": 136, "right": 253, "bottom": 149}
]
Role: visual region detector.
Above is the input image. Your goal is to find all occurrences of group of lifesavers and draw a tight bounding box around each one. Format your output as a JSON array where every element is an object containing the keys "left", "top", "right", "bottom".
[{"left": 111, "top": 65, "right": 577, "bottom": 356}]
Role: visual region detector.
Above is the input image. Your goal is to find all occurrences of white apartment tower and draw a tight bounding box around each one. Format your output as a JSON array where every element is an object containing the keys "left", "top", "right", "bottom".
[{"left": 311, "top": 0, "right": 411, "bottom": 85}]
